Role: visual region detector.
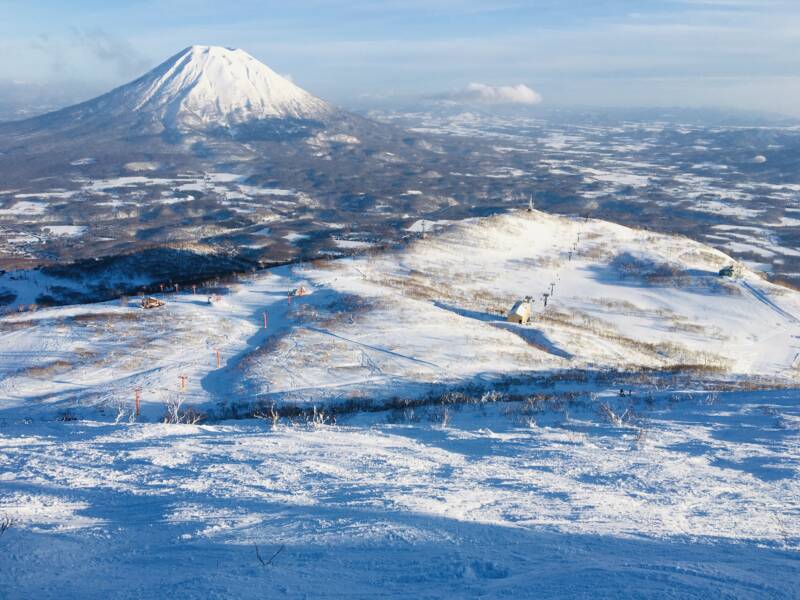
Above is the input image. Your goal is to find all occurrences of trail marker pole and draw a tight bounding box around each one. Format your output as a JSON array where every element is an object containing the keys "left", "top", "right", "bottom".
[
  {"left": 216, "top": 349, "right": 221, "bottom": 368},
  {"left": 134, "top": 387, "right": 141, "bottom": 417},
  {"left": 263, "top": 312, "right": 268, "bottom": 329}
]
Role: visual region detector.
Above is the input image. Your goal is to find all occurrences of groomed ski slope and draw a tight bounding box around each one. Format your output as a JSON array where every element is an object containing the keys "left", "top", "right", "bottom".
[{"left": 1, "top": 209, "right": 799, "bottom": 420}]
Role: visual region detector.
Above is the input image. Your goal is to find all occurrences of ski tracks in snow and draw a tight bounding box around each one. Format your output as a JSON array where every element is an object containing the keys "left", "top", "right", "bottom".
[{"left": 741, "top": 280, "right": 800, "bottom": 324}]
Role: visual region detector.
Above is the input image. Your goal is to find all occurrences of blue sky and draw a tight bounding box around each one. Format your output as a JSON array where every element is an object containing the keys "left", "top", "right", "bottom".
[{"left": 1, "top": 0, "right": 799, "bottom": 115}]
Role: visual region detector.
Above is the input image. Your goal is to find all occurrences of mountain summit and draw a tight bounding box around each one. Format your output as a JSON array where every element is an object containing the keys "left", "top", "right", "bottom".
[
  {"left": 121, "top": 46, "right": 334, "bottom": 128},
  {"left": 0, "top": 44, "right": 418, "bottom": 196},
  {"left": 83, "top": 45, "right": 335, "bottom": 131},
  {"left": 3, "top": 45, "right": 338, "bottom": 139}
]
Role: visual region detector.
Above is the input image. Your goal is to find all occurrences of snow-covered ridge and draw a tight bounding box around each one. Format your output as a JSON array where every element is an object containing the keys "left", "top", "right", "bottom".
[
  {"left": 81, "top": 45, "right": 335, "bottom": 130},
  {"left": 2, "top": 209, "right": 800, "bottom": 419}
]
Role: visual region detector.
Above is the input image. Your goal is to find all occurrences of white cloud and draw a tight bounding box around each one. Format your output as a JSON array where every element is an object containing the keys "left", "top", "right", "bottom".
[{"left": 450, "top": 82, "right": 543, "bottom": 105}]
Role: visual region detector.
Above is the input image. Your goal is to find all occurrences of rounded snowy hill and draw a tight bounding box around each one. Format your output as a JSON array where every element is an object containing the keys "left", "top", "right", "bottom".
[{"left": 2, "top": 209, "right": 800, "bottom": 419}]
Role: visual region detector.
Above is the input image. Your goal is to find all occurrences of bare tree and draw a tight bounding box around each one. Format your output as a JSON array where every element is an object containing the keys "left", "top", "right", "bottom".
[
  {"left": 163, "top": 393, "right": 205, "bottom": 424},
  {"left": 440, "top": 406, "right": 450, "bottom": 429},
  {"left": 0, "top": 514, "right": 13, "bottom": 538},
  {"left": 599, "top": 402, "right": 629, "bottom": 427},
  {"left": 254, "top": 404, "right": 281, "bottom": 430},
  {"left": 255, "top": 544, "right": 285, "bottom": 567},
  {"left": 163, "top": 393, "right": 184, "bottom": 424}
]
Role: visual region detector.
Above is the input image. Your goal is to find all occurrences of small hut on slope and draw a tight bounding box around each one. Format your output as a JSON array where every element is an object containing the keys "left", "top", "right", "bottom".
[{"left": 507, "top": 296, "right": 533, "bottom": 324}]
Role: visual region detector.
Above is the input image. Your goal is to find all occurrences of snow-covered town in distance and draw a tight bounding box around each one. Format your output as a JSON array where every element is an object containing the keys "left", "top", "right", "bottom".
[{"left": 2, "top": 4, "right": 800, "bottom": 598}]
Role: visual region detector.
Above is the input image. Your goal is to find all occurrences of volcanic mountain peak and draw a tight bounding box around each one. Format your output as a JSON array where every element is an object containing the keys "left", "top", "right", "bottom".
[
  {"left": 0, "top": 44, "right": 389, "bottom": 183},
  {"left": 102, "top": 45, "right": 335, "bottom": 129}
]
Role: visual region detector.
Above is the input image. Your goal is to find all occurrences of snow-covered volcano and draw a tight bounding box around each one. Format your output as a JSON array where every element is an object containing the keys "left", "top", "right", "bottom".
[
  {"left": 0, "top": 43, "right": 425, "bottom": 191},
  {"left": 6, "top": 45, "right": 339, "bottom": 136},
  {"left": 103, "top": 45, "right": 336, "bottom": 129}
]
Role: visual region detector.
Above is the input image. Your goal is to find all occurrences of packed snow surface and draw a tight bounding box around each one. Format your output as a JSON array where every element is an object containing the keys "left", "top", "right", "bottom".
[{"left": 1, "top": 389, "right": 798, "bottom": 599}]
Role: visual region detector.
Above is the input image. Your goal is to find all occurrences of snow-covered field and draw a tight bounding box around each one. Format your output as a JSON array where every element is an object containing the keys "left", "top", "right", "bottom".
[
  {"left": 1, "top": 210, "right": 799, "bottom": 597},
  {"left": 0, "top": 170, "right": 303, "bottom": 260},
  {"left": 2, "top": 210, "right": 799, "bottom": 418},
  {"left": 1, "top": 390, "right": 798, "bottom": 598},
  {"left": 375, "top": 109, "right": 800, "bottom": 280}
]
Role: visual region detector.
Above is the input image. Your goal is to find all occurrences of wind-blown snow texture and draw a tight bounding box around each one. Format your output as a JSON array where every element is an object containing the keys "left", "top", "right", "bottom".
[{"left": 2, "top": 391, "right": 798, "bottom": 599}]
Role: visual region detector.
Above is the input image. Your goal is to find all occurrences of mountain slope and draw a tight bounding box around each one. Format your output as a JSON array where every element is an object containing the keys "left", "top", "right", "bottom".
[
  {"left": 2, "top": 209, "right": 798, "bottom": 418},
  {"left": 2, "top": 45, "right": 341, "bottom": 139},
  {"left": 0, "top": 44, "right": 450, "bottom": 271},
  {"left": 117, "top": 45, "right": 335, "bottom": 129}
]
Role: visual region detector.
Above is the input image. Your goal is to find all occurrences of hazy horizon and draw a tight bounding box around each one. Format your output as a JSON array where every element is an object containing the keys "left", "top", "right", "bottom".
[{"left": 1, "top": 0, "right": 799, "bottom": 119}]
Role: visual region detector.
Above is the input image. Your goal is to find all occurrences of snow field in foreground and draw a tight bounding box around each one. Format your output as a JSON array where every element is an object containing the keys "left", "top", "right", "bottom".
[{"left": 0, "top": 388, "right": 797, "bottom": 598}]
